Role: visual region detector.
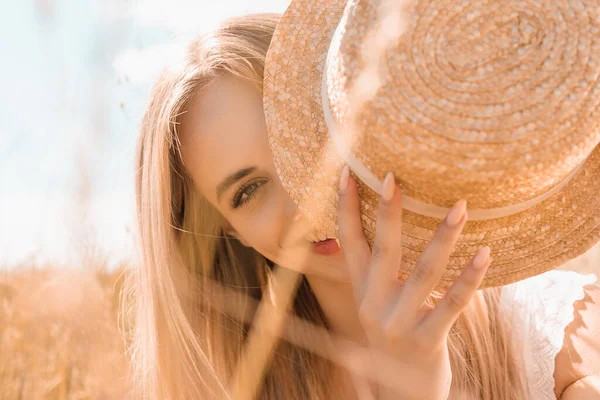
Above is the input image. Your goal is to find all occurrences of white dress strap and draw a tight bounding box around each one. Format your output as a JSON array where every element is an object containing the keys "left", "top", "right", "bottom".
[{"left": 499, "top": 269, "right": 598, "bottom": 399}]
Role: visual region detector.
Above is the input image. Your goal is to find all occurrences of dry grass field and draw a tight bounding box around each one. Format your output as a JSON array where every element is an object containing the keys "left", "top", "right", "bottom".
[
  {"left": 0, "top": 244, "right": 597, "bottom": 400},
  {"left": 0, "top": 263, "right": 129, "bottom": 400}
]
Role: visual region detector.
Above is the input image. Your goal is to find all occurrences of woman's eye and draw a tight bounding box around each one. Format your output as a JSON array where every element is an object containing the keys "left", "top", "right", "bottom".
[{"left": 231, "top": 180, "right": 266, "bottom": 209}]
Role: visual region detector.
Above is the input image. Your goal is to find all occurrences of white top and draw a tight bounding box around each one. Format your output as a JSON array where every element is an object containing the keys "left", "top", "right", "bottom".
[{"left": 499, "top": 269, "right": 599, "bottom": 399}]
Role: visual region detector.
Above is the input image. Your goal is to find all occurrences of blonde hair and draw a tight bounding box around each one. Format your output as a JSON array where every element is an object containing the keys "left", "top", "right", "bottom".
[{"left": 124, "top": 13, "right": 528, "bottom": 400}]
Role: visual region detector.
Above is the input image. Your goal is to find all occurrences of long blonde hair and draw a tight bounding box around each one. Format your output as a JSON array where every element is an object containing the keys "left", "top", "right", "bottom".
[{"left": 124, "top": 13, "right": 528, "bottom": 400}]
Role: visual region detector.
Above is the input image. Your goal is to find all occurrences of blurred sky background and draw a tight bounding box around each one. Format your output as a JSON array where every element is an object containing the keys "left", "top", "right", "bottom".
[{"left": 0, "top": 0, "right": 287, "bottom": 269}]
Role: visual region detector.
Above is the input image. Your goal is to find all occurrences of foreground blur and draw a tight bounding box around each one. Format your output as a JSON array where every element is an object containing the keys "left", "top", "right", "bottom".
[{"left": 0, "top": 263, "right": 128, "bottom": 399}]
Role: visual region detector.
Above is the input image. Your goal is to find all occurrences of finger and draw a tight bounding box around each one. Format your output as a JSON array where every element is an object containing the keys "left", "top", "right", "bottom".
[
  {"left": 417, "top": 246, "right": 491, "bottom": 338},
  {"left": 363, "top": 172, "right": 403, "bottom": 303},
  {"left": 358, "top": 173, "right": 403, "bottom": 334},
  {"left": 337, "top": 165, "right": 371, "bottom": 288},
  {"left": 395, "top": 199, "right": 468, "bottom": 316}
]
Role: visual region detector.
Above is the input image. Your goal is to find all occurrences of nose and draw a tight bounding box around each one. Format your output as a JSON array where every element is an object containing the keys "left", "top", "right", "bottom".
[
  {"left": 283, "top": 194, "right": 298, "bottom": 221},
  {"left": 279, "top": 192, "right": 313, "bottom": 247}
]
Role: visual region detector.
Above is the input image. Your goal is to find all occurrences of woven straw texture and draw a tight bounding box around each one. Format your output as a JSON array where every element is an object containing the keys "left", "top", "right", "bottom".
[{"left": 263, "top": 0, "right": 600, "bottom": 290}]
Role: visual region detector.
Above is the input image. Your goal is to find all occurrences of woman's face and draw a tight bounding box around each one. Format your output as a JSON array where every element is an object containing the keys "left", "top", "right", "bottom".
[{"left": 180, "top": 73, "right": 348, "bottom": 280}]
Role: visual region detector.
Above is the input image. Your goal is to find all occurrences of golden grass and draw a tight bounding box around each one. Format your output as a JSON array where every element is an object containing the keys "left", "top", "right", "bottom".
[
  {"left": 0, "top": 244, "right": 595, "bottom": 400},
  {"left": 0, "top": 264, "right": 129, "bottom": 400}
]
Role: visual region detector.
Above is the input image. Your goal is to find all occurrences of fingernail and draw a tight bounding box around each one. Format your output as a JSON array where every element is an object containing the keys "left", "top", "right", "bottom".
[
  {"left": 473, "top": 247, "right": 491, "bottom": 269},
  {"left": 446, "top": 199, "right": 467, "bottom": 227},
  {"left": 339, "top": 165, "right": 349, "bottom": 193},
  {"left": 381, "top": 172, "right": 395, "bottom": 203}
]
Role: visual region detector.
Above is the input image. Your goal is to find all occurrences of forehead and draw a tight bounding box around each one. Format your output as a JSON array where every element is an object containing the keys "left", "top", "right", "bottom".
[{"left": 179, "top": 73, "right": 271, "bottom": 201}]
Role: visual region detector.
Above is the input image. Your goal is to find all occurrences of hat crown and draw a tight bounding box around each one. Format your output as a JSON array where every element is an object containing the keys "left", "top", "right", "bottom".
[
  {"left": 325, "top": 0, "right": 600, "bottom": 209},
  {"left": 264, "top": 0, "right": 600, "bottom": 287}
]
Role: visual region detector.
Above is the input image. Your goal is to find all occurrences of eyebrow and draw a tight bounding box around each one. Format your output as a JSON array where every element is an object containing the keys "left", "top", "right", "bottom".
[{"left": 216, "top": 167, "right": 256, "bottom": 202}]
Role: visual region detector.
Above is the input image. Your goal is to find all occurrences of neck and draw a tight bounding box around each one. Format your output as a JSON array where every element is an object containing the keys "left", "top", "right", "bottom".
[
  {"left": 303, "top": 272, "right": 375, "bottom": 399},
  {"left": 304, "top": 272, "right": 367, "bottom": 345}
]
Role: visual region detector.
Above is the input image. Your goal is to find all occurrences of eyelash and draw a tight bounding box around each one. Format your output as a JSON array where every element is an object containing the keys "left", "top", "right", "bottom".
[{"left": 231, "top": 179, "right": 267, "bottom": 209}]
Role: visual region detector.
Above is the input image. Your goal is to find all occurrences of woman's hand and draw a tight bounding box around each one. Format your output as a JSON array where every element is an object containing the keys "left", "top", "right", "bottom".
[{"left": 337, "top": 166, "right": 492, "bottom": 400}]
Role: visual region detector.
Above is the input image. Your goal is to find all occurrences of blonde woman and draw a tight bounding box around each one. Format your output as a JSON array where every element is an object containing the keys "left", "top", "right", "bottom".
[{"left": 127, "top": 12, "right": 600, "bottom": 400}]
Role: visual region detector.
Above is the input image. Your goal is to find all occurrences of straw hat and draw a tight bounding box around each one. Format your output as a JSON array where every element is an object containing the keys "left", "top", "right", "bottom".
[{"left": 263, "top": 0, "right": 600, "bottom": 289}]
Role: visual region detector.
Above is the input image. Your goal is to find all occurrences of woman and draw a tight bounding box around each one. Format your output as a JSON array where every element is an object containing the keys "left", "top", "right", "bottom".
[{"left": 125, "top": 12, "right": 600, "bottom": 400}]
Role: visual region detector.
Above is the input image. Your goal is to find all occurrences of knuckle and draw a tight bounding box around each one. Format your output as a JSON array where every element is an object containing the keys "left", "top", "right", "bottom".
[
  {"left": 412, "top": 258, "right": 438, "bottom": 283},
  {"left": 433, "top": 222, "right": 460, "bottom": 245},
  {"left": 372, "top": 242, "right": 390, "bottom": 260},
  {"left": 435, "top": 219, "right": 454, "bottom": 235},
  {"left": 460, "top": 269, "right": 479, "bottom": 286},
  {"left": 378, "top": 201, "right": 397, "bottom": 218},
  {"left": 358, "top": 303, "right": 379, "bottom": 328},
  {"left": 380, "top": 319, "right": 403, "bottom": 340},
  {"left": 446, "top": 290, "right": 469, "bottom": 311}
]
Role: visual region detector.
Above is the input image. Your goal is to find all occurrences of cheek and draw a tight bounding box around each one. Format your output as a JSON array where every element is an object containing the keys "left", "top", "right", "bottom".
[{"left": 233, "top": 190, "right": 286, "bottom": 252}]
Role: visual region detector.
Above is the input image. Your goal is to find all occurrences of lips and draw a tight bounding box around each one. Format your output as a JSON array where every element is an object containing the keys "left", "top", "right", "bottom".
[{"left": 311, "top": 238, "right": 341, "bottom": 256}]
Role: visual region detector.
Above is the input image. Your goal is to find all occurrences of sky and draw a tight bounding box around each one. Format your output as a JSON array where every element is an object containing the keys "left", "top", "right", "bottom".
[{"left": 0, "top": 0, "right": 287, "bottom": 269}]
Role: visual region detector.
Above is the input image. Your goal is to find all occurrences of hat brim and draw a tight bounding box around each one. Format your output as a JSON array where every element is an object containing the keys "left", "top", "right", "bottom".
[{"left": 263, "top": 0, "right": 600, "bottom": 289}]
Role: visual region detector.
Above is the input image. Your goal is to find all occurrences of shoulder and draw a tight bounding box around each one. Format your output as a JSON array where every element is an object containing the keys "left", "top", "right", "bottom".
[{"left": 553, "top": 281, "right": 600, "bottom": 398}]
